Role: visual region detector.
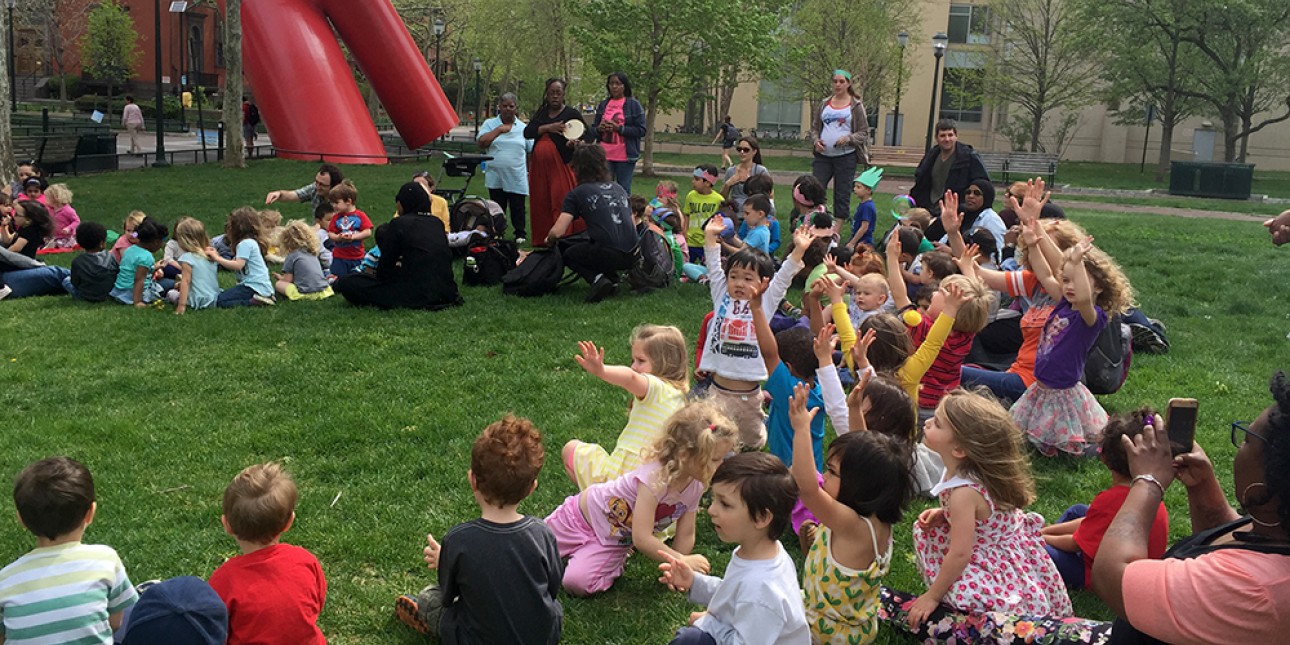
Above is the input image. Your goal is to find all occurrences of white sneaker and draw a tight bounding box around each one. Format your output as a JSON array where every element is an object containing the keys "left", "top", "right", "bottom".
[
  {"left": 0, "top": 285, "right": 10, "bottom": 300},
  {"left": 516, "top": 237, "right": 527, "bottom": 246}
]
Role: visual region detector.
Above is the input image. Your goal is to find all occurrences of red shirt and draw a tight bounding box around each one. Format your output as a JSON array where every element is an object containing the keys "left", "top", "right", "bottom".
[
  {"left": 1073, "top": 484, "right": 1169, "bottom": 590},
  {"left": 209, "top": 543, "right": 327, "bottom": 645},
  {"left": 908, "top": 314, "right": 974, "bottom": 409}
]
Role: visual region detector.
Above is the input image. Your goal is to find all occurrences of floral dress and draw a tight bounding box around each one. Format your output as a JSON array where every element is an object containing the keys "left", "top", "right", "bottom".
[
  {"left": 803, "top": 519, "right": 889, "bottom": 644},
  {"left": 913, "top": 475, "right": 1072, "bottom": 617}
]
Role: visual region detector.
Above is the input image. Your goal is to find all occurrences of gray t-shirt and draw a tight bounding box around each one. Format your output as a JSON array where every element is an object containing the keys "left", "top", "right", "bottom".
[
  {"left": 722, "top": 164, "right": 768, "bottom": 212},
  {"left": 930, "top": 152, "right": 953, "bottom": 204},
  {"left": 282, "top": 249, "right": 329, "bottom": 294},
  {"left": 70, "top": 251, "right": 119, "bottom": 302}
]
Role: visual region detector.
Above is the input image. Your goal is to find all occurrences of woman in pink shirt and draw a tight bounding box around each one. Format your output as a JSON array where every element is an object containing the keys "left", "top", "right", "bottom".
[
  {"left": 591, "top": 72, "right": 645, "bottom": 193},
  {"left": 1095, "top": 371, "right": 1290, "bottom": 644}
]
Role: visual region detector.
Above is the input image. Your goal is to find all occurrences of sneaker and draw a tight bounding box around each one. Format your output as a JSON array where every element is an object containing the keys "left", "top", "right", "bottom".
[
  {"left": 797, "top": 520, "right": 818, "bottom": 555},
  {"left": 0, "top": 285, "right": 11, "bottom": 301},
  {"left": 394, "top": 595, "right": 432, "bottom": 636},
  {"left": 515, "top": 237, "right": 527, "bottom": 246},
  {"left": 251, "top": 294, "right": 276, "bottom": 306},
  {"left": 585, "top": 275, "right": 617, "bottom": 303},
  {"left": 1129, "top": 320, "right": 1169, "bottom": 354}
]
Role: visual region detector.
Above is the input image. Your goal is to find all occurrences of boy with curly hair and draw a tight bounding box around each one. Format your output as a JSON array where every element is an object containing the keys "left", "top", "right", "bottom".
[{"left": 396, "top": 416, "right": 563, "bottom": 644}]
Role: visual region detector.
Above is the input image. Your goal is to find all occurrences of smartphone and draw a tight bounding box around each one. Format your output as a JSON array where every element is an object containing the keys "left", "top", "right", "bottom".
[{"left": 1165, "top": 398, "right": 1198, "bottom": 456}]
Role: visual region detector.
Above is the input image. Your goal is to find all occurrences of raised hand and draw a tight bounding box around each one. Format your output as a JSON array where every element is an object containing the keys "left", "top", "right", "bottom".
[
  {"left": 789, "top": 382, "right": 820, "bottom": 432},
  {"left": 940, "top": 281, "right": 970, "bottom": 311},
  {"left": 955, "top": 243, "right": 981, "bottom": 273},
  {"left": 850, "top": 328, "right": 877, "bottom": 371},
  {"left": 792, "top": 224, "right": 814, "bottom": 251},
  {"left": 938, "top": 190, "right": 959, "bottom": 222},
  {"left": 812, "top": 322, "right": 837, "bottom": 364},
  {"left": 573, "top": 341, "right": 607, "bottom": 377},
  {"left": 748, "top": 276, "right": 772, "bottom": 310}
]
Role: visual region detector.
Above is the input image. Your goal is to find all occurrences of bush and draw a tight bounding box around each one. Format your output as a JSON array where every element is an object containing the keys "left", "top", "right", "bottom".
[
  {"left": 74, "top": 94, "right": 183, "bottom": 120},
  {"left": 43, "top": 74, "right": 82, "bottom": 99}
]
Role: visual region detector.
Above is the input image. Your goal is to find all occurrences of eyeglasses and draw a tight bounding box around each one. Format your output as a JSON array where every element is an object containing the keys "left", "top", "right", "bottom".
[
  {"left": 1232, "top": 421, "right": 1270, "bottom": 448},
  {"left": 965, "top": 189, "right": 983, "bottom": 196},
  {"left": 736, "top": 147, "right": 753, "bottom": 153}
]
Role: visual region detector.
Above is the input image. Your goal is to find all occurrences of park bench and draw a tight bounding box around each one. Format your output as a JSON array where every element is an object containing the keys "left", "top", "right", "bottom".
[
  {"left": 12, "top": 135, "right": 82, "bottom": 176},
  {"left": 868, "top": 145, "right": 925, "bottom": 169},
  {"left": 1001, "top": 151, "right": 1058, "bottom": 184}
]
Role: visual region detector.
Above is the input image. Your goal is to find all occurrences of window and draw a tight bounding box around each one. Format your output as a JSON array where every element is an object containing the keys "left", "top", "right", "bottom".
[
  {"left": 939, "top": 67, "right": 983, "bottom": 123},
  {"left": 756, "top": 79, "right": 803, "bottom": 134},
  {"left": 948, "top": 4, "right": 991, "bottom": 45}
]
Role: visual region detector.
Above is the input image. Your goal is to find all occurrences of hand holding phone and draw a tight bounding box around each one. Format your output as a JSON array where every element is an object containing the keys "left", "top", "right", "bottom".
[{"left": 1165, "top": 398, "right": 1198, "bottom": 456}]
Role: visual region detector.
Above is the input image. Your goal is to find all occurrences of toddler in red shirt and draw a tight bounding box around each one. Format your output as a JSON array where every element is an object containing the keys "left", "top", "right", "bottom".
[
  {"left": 209, "top": 463, "right": 327, "bottom": 645},
  {"left": 1041, "top": 408, "right": 1169, "bottom": 592}
]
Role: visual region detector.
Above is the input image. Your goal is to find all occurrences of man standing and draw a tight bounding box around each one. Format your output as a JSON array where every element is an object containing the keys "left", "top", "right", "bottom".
[
  {"left": 242, "top": 97, "right": 261, "bottom": 158},
  {"left": 122, "top": 96, "right": 145, "bottom": 154},
  {"left": 910, "top": 119, "right": 989, "bottom": 216}
]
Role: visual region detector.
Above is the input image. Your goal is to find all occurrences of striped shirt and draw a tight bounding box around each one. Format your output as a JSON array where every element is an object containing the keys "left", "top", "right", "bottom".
[
  {"left": 0, "top": 543, "right": 137, "bottom": 645},
  {"left": 904, "top": 310, "right": 975, "bottom": 409},
  {"left": 572, "top": 374, "right": 686, "bottom": 489}
]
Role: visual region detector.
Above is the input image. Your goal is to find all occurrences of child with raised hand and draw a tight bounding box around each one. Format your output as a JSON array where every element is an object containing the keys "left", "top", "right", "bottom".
[
  {"left": 545, "top": 401, "right": 738, "bottom": 596},
  {"left": 208, "top": 206, "right": 277, "bottom": 307},
  {"left": 684, "top": 165, "right": 724, "bottom": 262},
  {"left": 395, "top": 416, "right": 563, "bottom": 644},
  {"left": 904, "top": 389, "right": 1071, "bottom": 628},
  {"left": 698, "top": 217, "right": 813, "bottom": 448},
  {"left": 822, "top": 252, "right": 889, "bottom": 330},
  {"left": 1042, "top": 408, "right": 1169, "bottom": 592},
  {"left": 1009, "top": 188, "right": 1134, "bottom": 456},
  {"left": 42, "top": 183, "right": 80, "bottom": 248},
  {"left": 562, "top": 325, "right": 690, "bottom": 489},
  {"left": 110, "top": 216, "right": 167, "bottom": 306},
  {"left": 1, "top": 199, "right": 53, "bottom": 258},
  {"left": 209, "top": 463, "right": 326, "bottom": 644},
  {"left": 789, "top": 384, "right": 914, "bottom": 644},
  {"left": 657, "top": 452, "right": 808, "bottom": 645},
  {"left": 165, "top": 217, "right": 221, "bottom": 314},
  {"left": 273, "top": 220, "right": 334, "bottom": 301}
]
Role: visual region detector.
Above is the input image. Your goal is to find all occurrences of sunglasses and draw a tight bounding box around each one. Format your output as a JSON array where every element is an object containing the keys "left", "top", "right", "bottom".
[
  {"left": 736, "top": 147, "right": 753, "bottom": 153},
  {"left": 1232, "top": 421, "right": 1270, "bottom": 448}
]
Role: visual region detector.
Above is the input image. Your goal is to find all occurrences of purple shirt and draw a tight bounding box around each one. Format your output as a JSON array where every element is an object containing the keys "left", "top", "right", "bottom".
[{"left": 1033, "top": 300, "right": 1107, "bottom": 389}]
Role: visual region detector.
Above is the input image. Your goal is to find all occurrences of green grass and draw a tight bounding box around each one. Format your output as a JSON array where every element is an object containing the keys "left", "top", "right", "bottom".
[{"left": 2, "top": 160, "right": 1287, "bottom": 643}]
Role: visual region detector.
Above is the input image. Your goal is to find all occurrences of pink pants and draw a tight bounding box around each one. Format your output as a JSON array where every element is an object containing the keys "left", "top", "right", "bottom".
[{"left": 545, "top": 495, "right": 631, "bottom": 596}]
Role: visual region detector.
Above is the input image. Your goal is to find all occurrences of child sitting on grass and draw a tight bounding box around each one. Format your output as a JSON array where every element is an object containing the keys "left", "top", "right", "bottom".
[
  {"left": 1042, "top": 408, "right": 1169, "bottom": 592},
  {"left": 562, "top": 325, "right": 689, "bottom": 489},
  {"left": 209, "top": 463, "right": 326, "bottom": 645},
  {"left": 657, "top": 452, "right": 808, "bottom": 645},
  {"left": 42, "top": 183, "right": 80, "bottom": 248},
  {"left": 64, "top": 222, "right": 118, "bottom": 302},
  {"left": 395, "top": 416, "right": 563, "bottom": 644},
  {"left": 110, "top": 216, "right": 168, "bottom": 307},
  {"left": 208, "top": 207, "right": 276, "bottom": 308},
  {"left": 110, "top": 210, "right": 147, "bottom": 262},
  {"left": 326, "top": 182, "right": 373, "bottom": 278},
  {"left": 0, "top": 457, "right": 138, "bottom": 644},
  {"left": 166, "top": 217, "right": 221, "bottom": 314},
  {"left": 274, "top": 220, "right": 334, "bottom": 301},
  {"left": 1, "top": 199, "right": 52, "bottom": 258}
]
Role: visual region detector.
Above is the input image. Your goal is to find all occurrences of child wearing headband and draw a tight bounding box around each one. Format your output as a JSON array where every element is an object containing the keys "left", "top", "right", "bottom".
[{"left": 684, "top": 165, "right": 723, "bottom": 263}]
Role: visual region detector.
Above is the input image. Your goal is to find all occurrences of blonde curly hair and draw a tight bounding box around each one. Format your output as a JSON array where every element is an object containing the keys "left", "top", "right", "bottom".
[
  {"left": 937, "top": 388, "right": 1035, "bottom": 511},
  {"left": 645, "top": 400, "right": 738, "bottom": 489},
  {"left": 277, "top": 219, "right": 320, "bottom": 256},
  {"left": 1015, "top": 219, "right": 1086, "bottom": 271}
]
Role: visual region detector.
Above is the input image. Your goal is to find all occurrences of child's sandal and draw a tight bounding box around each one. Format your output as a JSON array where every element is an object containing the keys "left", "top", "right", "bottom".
[{"left": 394, "top": 595, "right": 432, "bottom": 636}]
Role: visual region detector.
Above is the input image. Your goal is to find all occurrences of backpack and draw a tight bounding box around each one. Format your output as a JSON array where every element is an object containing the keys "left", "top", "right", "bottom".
[
  {"left": 247, "top": 103, "right": 261, "bottom": 126},
  {"left": 463, "top": 239, "right": 519, "bottom": 287},
  {"left": 627, "top": 224, "right": 673, "bottom": 292},
  {"left": 1083, "top": 314, "right": 1132, "bottom": 395},
  {"left": 502, "top": 246, "right": 565, "bottom": 297},
  {"left": 723, "top": 123, "right": 740, "bottom": 143}
]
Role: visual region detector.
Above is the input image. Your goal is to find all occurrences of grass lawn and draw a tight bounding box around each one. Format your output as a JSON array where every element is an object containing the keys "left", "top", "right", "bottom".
[{"left": 2, "top": 160, "right": 1286, "bottom": 643}]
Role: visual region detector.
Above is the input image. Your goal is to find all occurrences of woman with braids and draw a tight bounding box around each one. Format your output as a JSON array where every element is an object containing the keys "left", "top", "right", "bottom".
[
  {"left": 524, "top": 78, "right": 594, "bottom": 245},
  {"left": 1094, "top": 370, "right": 1290, "bottom": 643}
]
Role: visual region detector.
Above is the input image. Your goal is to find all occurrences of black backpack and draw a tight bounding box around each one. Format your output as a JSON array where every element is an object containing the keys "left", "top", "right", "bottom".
[
  {"left": 502, "top": 247, "right": 565, "bottom": 297},
  {"left": 627, "top": 224, "right": 673, "bottom": 292},
  {"left": 247, "top": 103, "right": 261, "bottom": 126},
  {"left": 463, "top": 239, "right": 519, "bottom": 287},
  {"left": 1083, "top": 314, "right": 1132, "bottom": 395}
]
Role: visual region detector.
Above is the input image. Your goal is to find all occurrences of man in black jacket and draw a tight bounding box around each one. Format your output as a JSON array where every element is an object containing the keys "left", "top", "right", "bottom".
[{"left": 910, "top": 119, "right": 990, "bottom": 217}]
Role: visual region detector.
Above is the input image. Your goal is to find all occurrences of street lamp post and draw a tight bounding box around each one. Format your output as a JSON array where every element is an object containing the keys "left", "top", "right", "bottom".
[
  {"left": 172, "top": 1, "right": 188, "bottom": 129},
  {"left": 924, "top": 32, "right": 948, "bottom": 152},
  {"left": 472, "top": 57, "right": 481, "bottom": 139},
  {"left": 153, "top": 0, "right": 170, "bottom": 167},
  {"left": 433, "top": 19, "right": 444, "bottom": 79},
  {"left": 7, "top": 0, "right": 16, "bottom": 112},
  {"left": 892, "top": 30, "right": 908, "bottom": 146}
]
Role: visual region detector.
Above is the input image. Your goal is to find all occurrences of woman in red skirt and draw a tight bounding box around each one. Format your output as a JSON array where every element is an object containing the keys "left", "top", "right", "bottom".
[{"left": 524, "top": 78, "right": 592, "bottom": 245}]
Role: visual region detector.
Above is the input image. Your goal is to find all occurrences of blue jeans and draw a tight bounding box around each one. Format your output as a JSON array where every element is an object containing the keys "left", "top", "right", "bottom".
[
  {"left": 608, "top": 160, "right": 637, "bottom": 193},
  {"left": 216, "top": 284, "right": 258, "bottom": 308},
  {"left": 960, "top": 365, "right": 1028, "bottom": 403},
  {"left": 1, "top": 266, "right": 70, "bottom": 298},
  {"left": 1044, "top": 504, "right": 1089, "bottom": 589},
  {"left": 670, "top": 626, "right": 717, "bottom": 645},
  {"left": 330, "top": 257, "right": 361, "bottom": 278}
]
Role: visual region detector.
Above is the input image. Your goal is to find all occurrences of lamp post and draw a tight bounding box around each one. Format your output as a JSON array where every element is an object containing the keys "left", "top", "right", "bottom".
[
  {"left": 892, "top": 30, "right": 908, "bottom": 146},
  {"left": 7, "top": 0, "right": 16, "bottom": 112},
  {"left": 153, "top": 0, "right": 169, "bottom": 167},
  {"left": 433, "top": 18, "right": 444, "bottom": 79},
  {"left": 169, "top": 1, "right": 188, "bottom": 129},
  {"left": 924, "top": 32, "right": 948, "bottom": 152},
  {"left": 472, "top": 56, "right": 481, "bottom": 139}
]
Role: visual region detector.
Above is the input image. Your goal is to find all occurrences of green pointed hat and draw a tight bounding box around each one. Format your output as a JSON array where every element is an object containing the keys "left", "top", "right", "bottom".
[{"left": 854, "top": 166, "right": 884, "bottom": 189}]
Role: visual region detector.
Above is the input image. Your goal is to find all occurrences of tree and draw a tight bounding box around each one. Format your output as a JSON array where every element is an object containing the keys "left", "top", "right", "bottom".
[
  {"left": 1073, "top": 0, "right": 1205, "bottom": 180},
  {"left": 1, "top": 7, "right": 14, "bottom": 192},
  {"left": 572, "top": 0, "right": 786, "bottom": 175},
  {"left": 981, "top": 0, "right": 1100, "bottom": 152},
  {"left": 80, "top": 0, "right": 139, "bottom": 106},
  {"left": 222, "top": 0, "right": 244, "bottom": 168}
]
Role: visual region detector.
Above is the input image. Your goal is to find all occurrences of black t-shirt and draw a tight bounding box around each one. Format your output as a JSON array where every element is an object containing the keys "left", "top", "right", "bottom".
[
  {"left": 437, "top": 516, "right": 563, "bottom": 645},
  {"left": 13, "top": 225, "right": 44, "bottom": 258},
  {"left": 560, "top": 183, "right": 637, "bottom": 252}
]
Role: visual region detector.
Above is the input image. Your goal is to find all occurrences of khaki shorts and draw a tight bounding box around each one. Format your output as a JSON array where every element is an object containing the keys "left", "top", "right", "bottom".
[{"left": 706, "top": 381, "right": 766, "bottom": 450}]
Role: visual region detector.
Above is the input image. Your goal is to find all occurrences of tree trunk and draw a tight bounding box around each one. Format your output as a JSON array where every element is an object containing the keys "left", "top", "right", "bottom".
[
  {"left": 1239, "top": 112, "right": 1252, "bottom": 163},
  {"left": 1030, "top": 110, "right": 1043, "bottom": 153},
  {"left": 1220, "top": 112, "right": 1238, "bottom": 162},
  {"left": 0, "top": 7, "right": 14, "bottom": 192},
  {"left": 642, "top": 93, "right": 658, "bottom": 176},
  {"left": 222, "top": 0, "right": 245, "bottom": 168},
  {"left": 1155, "top": 121, "right": 1175, "bottom": 183}
]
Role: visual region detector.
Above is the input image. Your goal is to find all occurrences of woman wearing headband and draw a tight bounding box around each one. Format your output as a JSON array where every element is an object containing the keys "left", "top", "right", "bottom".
[
  {"left": 809, "top": 69, "right": 870, "bottom": 225},
  {"left": 524, "top": 78, "right": 594, "bottom": 246}
]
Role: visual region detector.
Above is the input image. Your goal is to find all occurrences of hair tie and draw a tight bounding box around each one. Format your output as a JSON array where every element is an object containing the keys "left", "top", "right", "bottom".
[
  {"left": 130, "top": 232, "right": 138, "bottom": 239},
  {"left": 707, "top": 423, "right": 716, "bottom": 431},
  {"left": 834, "top": 69, "right": 852, "bottom": 81}
]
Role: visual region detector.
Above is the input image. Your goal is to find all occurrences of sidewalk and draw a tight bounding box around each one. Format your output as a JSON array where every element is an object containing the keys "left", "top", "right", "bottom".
[{"left": 109, "top": 128, "right": 274, "bottom": 170}]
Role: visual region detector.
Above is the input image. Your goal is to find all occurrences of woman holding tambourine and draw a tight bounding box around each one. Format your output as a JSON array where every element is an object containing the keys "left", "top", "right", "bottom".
[{"left": 524, "top": 78, "right": 594, "bottom": 245}]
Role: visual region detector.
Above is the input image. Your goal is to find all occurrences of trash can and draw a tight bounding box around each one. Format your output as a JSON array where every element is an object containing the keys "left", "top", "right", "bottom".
[
  {"left": 75, "top": 133, "right": 120, "bottom": 172},
  {"left": 1169, "top": 161, "right": 1254, "bottom": 200}
]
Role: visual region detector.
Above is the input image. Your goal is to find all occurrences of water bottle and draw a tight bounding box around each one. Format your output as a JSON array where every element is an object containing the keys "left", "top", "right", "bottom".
[{"left": 466, "top": 256, "right": 479, "bottom": 273}]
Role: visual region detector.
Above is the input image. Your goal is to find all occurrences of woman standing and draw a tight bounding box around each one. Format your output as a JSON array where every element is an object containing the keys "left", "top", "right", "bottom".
[
  {"left": 720, "top": 135, "right": 769, "bottom": 214},
  {"left": 478, "top": 93, "right": 533, "bottom": 243},
  {"left": 810, "top": 70, "right": 870, "bottom": 223},
  {"left": 524, "top": 78, "right": 592, "bottom": 245},
  {"left": 591, "top": 72, "right": 646, "bottom": 193}
]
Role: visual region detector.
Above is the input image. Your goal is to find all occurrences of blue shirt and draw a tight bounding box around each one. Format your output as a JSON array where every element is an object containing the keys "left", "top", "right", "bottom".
[
  {"left": 850, "top": 199, "right": 877, "bottom": 247},
  {"left": 739, "top": 217, "right": 781, "bottom": 255},
  {"left": 234, "top": 238, "right": 273, "bottom": 296},
  {"left": 743, "top": 225, "right": 770, "bottom": 254},
  {"left": 178, "top": 251, "right": 220, "bottom": 308},
  {"left": 114, "top": 244, "right": 156, "bottom": 291},
  {"left": 765, "top": 363, "right": 825, "bottom": 470}
]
